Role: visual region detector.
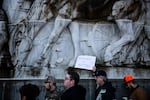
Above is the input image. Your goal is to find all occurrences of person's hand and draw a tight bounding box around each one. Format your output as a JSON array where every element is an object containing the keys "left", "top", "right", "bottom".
[{"left": 92, "top": 66, "right": 96, "bottom": 72}]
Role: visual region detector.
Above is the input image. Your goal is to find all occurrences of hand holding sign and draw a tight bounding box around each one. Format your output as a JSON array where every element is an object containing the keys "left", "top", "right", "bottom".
[{"left": 75, "top": 55, "right": 96, "bottom": 70}]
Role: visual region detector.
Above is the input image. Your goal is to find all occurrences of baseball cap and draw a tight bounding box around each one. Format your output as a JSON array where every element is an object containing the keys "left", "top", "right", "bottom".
[
  {"left": 124, "top": 75, "right": 134, "bottom": 83},
  {"left": 94, "top": 70, "right": 107, "bottom": 77},
  {"left": 45, "top": 76, "right": 56, "bottom": 83}
]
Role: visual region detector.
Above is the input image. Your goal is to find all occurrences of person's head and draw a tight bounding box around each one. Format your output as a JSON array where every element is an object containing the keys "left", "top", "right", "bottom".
[
  {"left": 94, "top": 70, "right": 107, "bottom": 86},
  {"left": 112, "top": 1, "right": 126, "bottom": 17},
  {"left": 124, "top": 75, "right": 136, "bottom": 89},
  {"left": 64, "top": 70, "right": 80, "bottom": 89},
  {"left": 19, "top": 83, "right": 40, "bottom": 100},
  {"left": 44, "top": 76, "right": 56, "bottom": 90}
]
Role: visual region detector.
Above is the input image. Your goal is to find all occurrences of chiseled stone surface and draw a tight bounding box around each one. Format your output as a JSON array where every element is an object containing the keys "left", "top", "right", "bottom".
[
  {"left": 0, "top": 0, "right": 150, "bottom": 78},
  {"left": 1, "top": 1, "right": 150, "bottom": 100}
]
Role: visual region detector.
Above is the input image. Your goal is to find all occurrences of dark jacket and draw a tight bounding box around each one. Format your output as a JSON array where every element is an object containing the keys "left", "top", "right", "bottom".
[
  {"left": 95, "top": 82, "right": 115, "bottom": 100},
  {"left": 130, "top": 85, "right": 148, "bottom": 100},
  {"left": 61, "top": 85, "right": 86, "bottom": 100}
]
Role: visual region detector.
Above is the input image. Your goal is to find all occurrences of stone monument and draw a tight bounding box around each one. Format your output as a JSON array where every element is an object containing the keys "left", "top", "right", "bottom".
[{"left": 0, "top": 0, "right": 150, "bottom": 78}]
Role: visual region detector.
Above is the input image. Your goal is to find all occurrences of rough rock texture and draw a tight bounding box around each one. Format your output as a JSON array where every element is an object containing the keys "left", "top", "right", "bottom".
[{"left": 0, "top": 0, "right": 150, "bottom": 78}]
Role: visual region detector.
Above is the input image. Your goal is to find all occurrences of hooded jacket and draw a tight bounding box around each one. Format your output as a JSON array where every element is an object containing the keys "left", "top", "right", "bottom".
[
  {"left": 61, "top": 85, "right": 86, "bottom": 100},
  {"left": 95, "top": 82, "right": 115, "bottom": 100}
]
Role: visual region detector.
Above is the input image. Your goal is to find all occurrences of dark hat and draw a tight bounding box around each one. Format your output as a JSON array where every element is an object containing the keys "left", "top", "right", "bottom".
[
  {"left": 45, "top": 76, "right": 56, "bottom": 83},
  {"left": 95, "top": 70, "right": 107, "bottom": 77}
]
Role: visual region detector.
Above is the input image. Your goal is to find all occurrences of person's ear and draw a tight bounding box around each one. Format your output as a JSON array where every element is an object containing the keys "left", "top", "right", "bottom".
[{"left": 71, "top": 79, "right": 75, "bottom": 85}]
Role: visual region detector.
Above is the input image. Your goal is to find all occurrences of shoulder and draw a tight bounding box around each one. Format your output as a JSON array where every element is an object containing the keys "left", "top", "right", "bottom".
[
  {"left": 103, "top": 82, "right": 113, "bottom": 88},
  {"left": 103, "top": 82, "right": 116, "bottom": 92},
  {"left": 67, "top": 85, "right": 86, "bottom": 93},
  {"left": 136, "top": 87, "right": 147, "bottom": 94}
]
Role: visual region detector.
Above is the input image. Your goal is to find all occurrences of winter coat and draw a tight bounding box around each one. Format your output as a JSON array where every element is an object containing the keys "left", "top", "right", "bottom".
[
  {"left": 95, "top": 82, "right": 115, "bottom": 100},
  {"left": 61, "top": 85, "right": 86, "bottom": 100},
  {"left": 129, "top": 86, "right": 148, "bottom": 100},
  {"left": 45, "top": 89, "right": 60, "bottom": 100}
]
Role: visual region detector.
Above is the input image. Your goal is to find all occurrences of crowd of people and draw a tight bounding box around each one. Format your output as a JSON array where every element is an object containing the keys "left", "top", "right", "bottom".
[{"left": 19, "top": 67, "right": 149, "bottom": 100}]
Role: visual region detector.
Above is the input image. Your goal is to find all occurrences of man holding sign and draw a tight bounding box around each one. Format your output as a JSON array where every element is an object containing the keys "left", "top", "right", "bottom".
[
  {"left": 74, "top": 55, "right": 115, "bottom": 100},
  {"left": 93, "top": 67, "right": 116, "bottom": 100}
]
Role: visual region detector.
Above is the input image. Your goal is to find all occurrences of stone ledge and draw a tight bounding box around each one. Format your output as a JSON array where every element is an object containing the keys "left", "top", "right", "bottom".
[{"left": 4, "top": 67, "right": 149, "bottom": 80}]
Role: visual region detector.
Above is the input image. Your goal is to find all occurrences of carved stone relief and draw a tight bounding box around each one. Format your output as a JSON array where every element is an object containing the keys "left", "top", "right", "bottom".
[
  {"left": 0, "top": 8, "right": 13, "bottom": 75},
  {"left": 1, "top": 0, "right": 150, "bottom": 73}
]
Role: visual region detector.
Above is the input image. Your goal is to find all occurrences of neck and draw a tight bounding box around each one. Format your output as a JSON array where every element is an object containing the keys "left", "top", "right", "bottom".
[
  {"left": 99, "top": 81, "right": 105, "bottom": 86},
  {"left": 67, "top": 84, "right": 75, "bottom": 89},
  {"left": 132, "top": 83, "right": 138, "bottom": 88}
]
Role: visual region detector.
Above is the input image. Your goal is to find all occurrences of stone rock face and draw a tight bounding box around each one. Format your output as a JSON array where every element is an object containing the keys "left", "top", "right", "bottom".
[
  {"left": 0, "top": 8, "right": 13, "bottom": 77},
  {"left": 1, "top": 0, "right": 150, "bottom": 78}
]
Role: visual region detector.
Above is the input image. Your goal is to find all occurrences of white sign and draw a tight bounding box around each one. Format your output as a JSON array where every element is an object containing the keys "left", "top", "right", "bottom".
[{"left": 75, "top": 55, "right": 96, "bottom": 70}]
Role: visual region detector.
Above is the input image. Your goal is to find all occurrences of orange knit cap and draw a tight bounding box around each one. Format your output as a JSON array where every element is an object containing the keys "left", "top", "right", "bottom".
[{"left": 124, "top": 75, "right": 134, "bottom": 83}]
